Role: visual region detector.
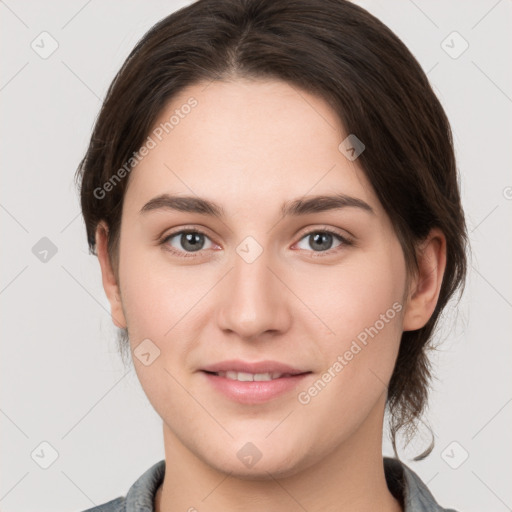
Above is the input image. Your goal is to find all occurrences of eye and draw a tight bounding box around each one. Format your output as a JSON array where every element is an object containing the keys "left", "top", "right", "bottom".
[
  {"left": 160, "top": 227, "right": 353, "bottom": 259},
  {"left": 294, "top": 228, "right": 353, "bottom": 255},
  {"left": 161, "top": 229, "right": 215, "bottom": 257}
]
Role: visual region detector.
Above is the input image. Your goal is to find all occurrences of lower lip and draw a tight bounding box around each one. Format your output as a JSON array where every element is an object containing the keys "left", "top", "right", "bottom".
[{"left": 201, "top": 371, "right": 311, "bottom": 404}]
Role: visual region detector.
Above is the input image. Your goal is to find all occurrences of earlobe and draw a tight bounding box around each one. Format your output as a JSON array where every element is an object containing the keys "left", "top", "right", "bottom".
[
  {"left": 402, "top": 228, "right": 447, "bottom": 332},
  {"left": 95, "top": 221, "right": 127, "bottom": 329}
]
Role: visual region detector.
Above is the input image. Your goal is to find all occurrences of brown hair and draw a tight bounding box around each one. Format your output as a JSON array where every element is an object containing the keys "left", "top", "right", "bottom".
[{"left": 75, "top": 0, "right": 468, "bottom": 460}]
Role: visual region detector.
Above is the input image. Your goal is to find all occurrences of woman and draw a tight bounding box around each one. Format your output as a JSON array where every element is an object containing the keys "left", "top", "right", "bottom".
[{"left": 76, "top": 0, "right": 468, "bottom": 510}]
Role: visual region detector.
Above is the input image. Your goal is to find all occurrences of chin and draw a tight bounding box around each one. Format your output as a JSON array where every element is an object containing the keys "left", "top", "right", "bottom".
[
  {"left": 211, "top": 453, "right": 305, "bottom": 481},
  {"left": 196, "top": 435, "right": 312, "bottom": 480}
]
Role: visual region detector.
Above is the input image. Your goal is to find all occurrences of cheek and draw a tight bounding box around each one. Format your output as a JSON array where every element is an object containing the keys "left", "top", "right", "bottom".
[
  {"left": 116, "top": 242, "right": 208, "bottom": 414},
  {"left": 303, "top": 247, "right": 406, "bottom": 345},
  {"left": 117, "top": 235, "right": 194, "bottom": 323},
  {"left": 294, "top": 245, "right": 406, "bottom": 410}
]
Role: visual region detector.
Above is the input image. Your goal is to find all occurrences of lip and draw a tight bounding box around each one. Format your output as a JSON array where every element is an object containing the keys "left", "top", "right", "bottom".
[
  {"left": 199, "top": 359, "right": 312, "bottom": 404},
  {"left": 201, "top": 371, "right": 311, "bottom": 404},
  {"left": 200, "top": 359, "right": 308, "bottom": 375}
]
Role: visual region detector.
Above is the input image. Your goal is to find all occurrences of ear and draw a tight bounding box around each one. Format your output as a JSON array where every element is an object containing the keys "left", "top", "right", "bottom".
[
  {"left": 95, "top": 221, "right": 127, "bottom": 329},
  {"left": 402, "top": 227, "right": 447, "bottom": 331}
]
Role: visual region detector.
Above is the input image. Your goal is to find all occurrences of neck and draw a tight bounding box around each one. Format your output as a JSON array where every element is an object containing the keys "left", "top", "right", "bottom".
[{"left": 155, "top": 394, "right": 402, "bottom": 512}]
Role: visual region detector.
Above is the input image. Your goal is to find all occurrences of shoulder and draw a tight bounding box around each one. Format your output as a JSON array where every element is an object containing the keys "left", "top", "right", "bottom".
[
  {"left": 384, "top": 457, "right": 460, "bottom": 512},
  {"left": 76, "top": 459, "right": 165, "bottom": 512}
]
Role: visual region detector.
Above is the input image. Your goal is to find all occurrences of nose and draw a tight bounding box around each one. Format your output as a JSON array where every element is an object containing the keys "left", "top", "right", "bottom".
[{"left": 215, "top": 248, "right": 292, "bottom": 341}]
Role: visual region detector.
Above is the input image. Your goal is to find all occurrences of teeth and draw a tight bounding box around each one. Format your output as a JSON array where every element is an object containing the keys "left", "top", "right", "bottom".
[{"left": 217, "top": 371, "right": 285, "bottom": 381}]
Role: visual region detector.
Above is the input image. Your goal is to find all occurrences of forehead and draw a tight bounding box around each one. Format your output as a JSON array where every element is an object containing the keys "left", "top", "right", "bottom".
[{"left": 123, "top": 78, "right": 381, "bottom": 218}]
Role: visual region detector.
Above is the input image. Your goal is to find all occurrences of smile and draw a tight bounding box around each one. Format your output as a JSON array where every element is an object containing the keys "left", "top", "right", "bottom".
[{"left": 212, "top": 371, "right": 296, "bottom": 381}]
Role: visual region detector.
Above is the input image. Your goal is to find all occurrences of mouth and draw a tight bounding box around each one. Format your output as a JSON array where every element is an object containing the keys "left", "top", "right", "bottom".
[
  {"left": 199, "top": 361, "right": 313, "bottom": 404},
  {"left": 202, "top": 370, "right": 310, "bottom": 381},
  {"left": 200, "top": 358, "right": 310, "bottom": 377}
]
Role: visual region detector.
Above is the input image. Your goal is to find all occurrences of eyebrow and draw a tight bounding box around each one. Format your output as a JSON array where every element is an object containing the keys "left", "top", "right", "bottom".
[{"left": 139, "top": 193, "right": 375, "bottom": 218}]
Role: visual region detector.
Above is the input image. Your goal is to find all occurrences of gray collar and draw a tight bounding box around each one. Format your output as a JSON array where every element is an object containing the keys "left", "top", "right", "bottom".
[
  {"left": 83, "top": 457, "right": 459, "bottom": 511},
  {"left": 383, "top": 456, "right": 458, "bottom": 511}
]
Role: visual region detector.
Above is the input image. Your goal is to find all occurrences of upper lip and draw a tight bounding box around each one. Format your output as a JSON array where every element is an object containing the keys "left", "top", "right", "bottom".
[{"left": 201, "top": 359, "right": 310, "bottom": 375}]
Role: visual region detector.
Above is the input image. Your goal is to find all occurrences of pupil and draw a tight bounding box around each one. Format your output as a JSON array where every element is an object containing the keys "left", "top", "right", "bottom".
[
  {"left": 183, "top": 232, "right": 203, "bottom": 252},
  {"left": 311, "top": 232, "right": 332, "bottom": 251}
]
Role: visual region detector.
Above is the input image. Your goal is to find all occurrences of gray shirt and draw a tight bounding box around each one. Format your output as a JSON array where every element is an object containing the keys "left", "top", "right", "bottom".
[{"left": 81, "top": 457, "right": 459, "bottom": 512}]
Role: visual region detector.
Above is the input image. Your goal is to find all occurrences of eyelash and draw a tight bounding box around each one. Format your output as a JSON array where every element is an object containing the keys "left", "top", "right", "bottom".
[{"left": 159, "top": 227, "right": 354, "bottom": 259}]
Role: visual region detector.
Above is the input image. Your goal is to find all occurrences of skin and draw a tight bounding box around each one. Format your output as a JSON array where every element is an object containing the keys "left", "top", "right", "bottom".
[{"left": 96, "top": 78, "right": 446, "bottom": 512}]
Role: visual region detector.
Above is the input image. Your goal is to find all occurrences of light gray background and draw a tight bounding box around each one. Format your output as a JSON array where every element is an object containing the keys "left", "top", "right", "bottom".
[{"left": 1, "top": 1, "right": 511, "bottom": 511}]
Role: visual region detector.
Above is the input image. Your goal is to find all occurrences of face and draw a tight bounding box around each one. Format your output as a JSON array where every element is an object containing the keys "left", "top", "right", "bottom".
[{"left": 107, "top": 79, "right": 411, "bottom": 477}]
